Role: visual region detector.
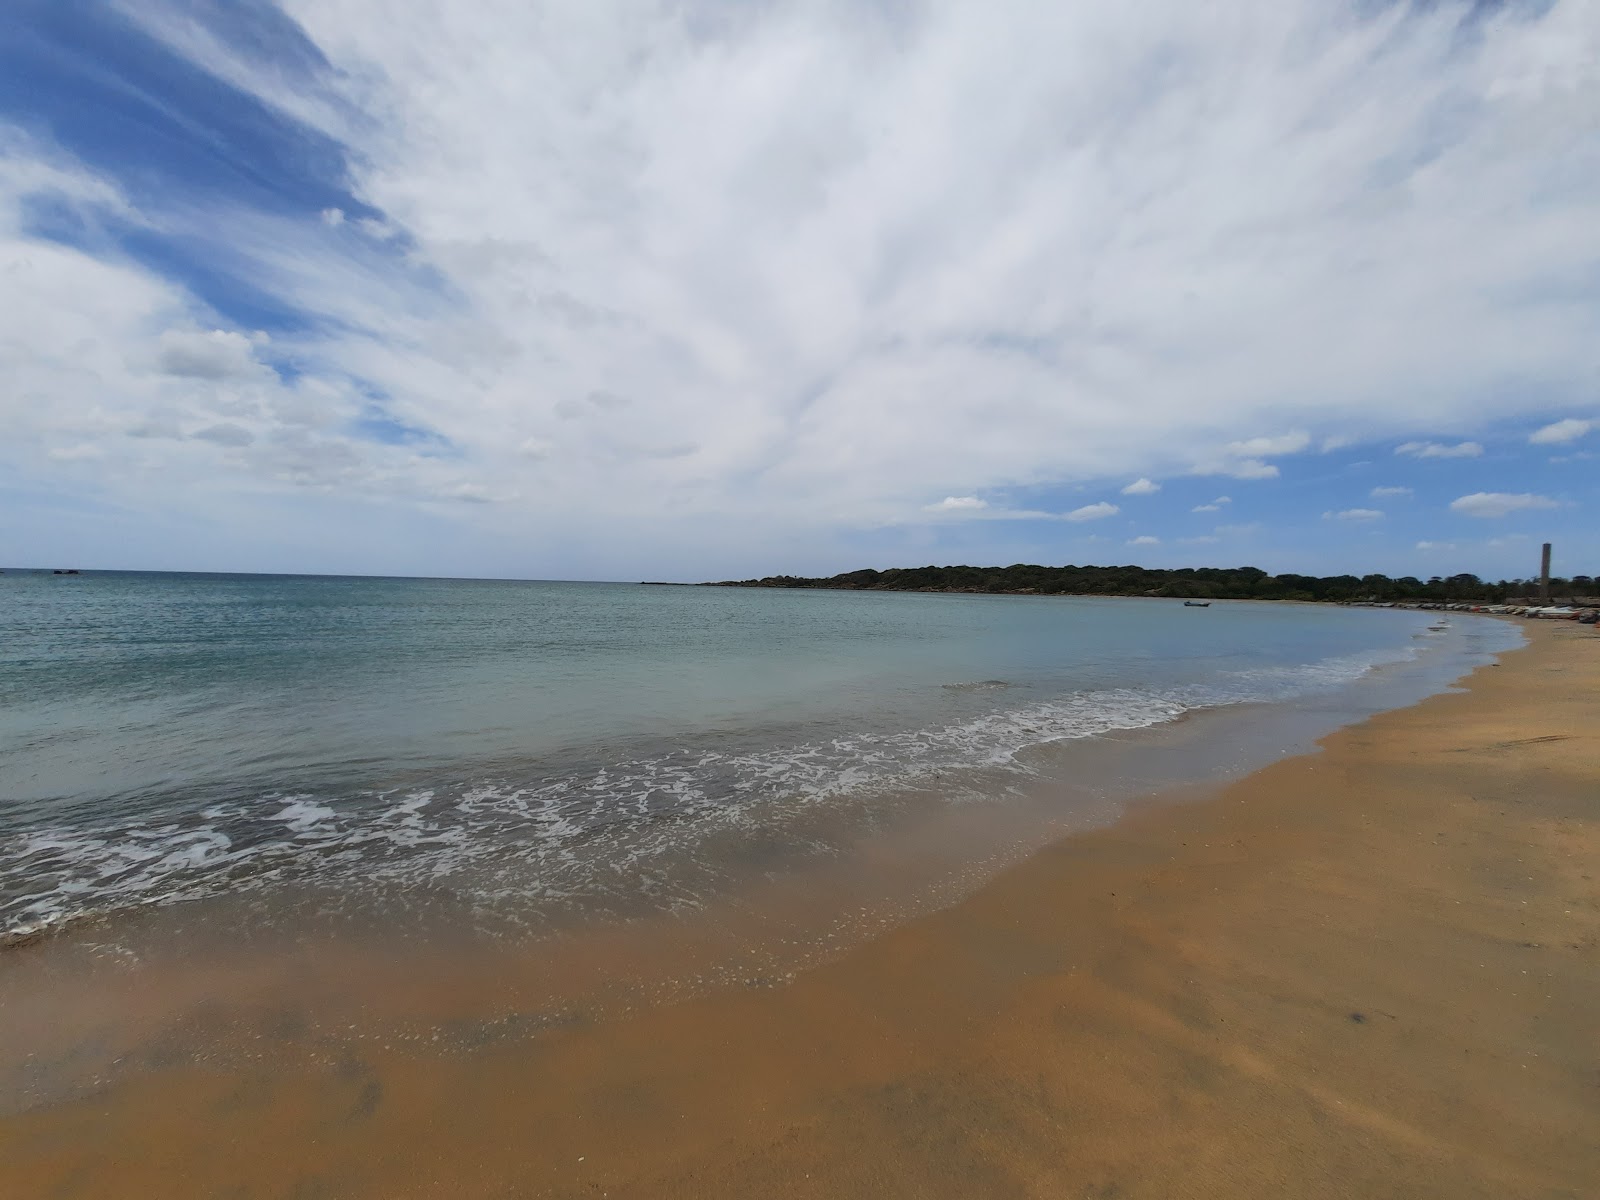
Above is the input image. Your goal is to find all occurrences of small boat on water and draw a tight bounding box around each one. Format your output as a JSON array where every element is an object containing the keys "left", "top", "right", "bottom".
[{"left": 1183, "top": 600, "right": 1211, "bottom": 607}]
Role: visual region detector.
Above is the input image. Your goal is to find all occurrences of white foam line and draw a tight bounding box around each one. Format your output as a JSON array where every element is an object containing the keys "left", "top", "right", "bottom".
[{"left": 0, "top": 645, "right": 1437, "bottom": 936}]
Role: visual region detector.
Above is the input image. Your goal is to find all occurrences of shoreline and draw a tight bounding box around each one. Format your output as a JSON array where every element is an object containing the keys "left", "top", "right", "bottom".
[
  {"left": 1, "top": 597, "right": 1487, "bottom": 953},
  {"left": 4, "top": 621, "right": 1597, "bottom": 1197}
]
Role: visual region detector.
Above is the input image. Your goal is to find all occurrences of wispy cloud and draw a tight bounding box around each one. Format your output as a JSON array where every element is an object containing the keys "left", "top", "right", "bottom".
[
  {"left": 924, "top": 496, "right": 988, "bottom": 513},
  {"left": 1121, "top": 478, "right": 1160, "bottom": 496},
  {"left": 919, "top": 495, "right": 1126, "bottom": 523},
  {"left": 1063, "top": 502, "right": 1120, "bottom": 523},
  {"left": 1370, "top": 486, "right": 1412, "bottom": 498},
  {"left": 1449, "top": 492, "right": 1559, "bottom": 519},
  {"left": 1127, "top": 535, "right": 1160, "bottom": 546},
  {"left": 1396, "top": 441, "right": 1483, "bottom": 459},
  {"left": 5, "top": 1, "right": 1599, "bottom": 575},
  {"left": 1226, "top": 433, "right": 1311, "bottom": 458},
  {"left": 1324, "top": 508, "right": 1384, "bottom": 521},
  {"left": 1528, "top": 418, "right": 1594, "bottom": 446},
  {"left": 1193, "top": 458, "right": 1280, "bottom": 480},
  {"left": 1191, "top": 434, "right": 1311, "bottom": 480}
]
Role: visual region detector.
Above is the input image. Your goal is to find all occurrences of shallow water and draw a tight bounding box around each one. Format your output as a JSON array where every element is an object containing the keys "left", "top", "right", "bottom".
[{"left": 0, "top": 570, "right": 1519, "bottom": 941}]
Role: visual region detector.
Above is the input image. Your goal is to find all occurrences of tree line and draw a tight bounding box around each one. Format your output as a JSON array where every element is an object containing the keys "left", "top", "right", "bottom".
[{"left": 706, "top": 563, "right": 1598, "bottom": 604}]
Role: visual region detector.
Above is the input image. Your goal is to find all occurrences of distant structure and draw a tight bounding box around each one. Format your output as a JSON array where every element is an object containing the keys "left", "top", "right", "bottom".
[{"left": 1539, "top": 542, "right": 1552, "bottom": 603}]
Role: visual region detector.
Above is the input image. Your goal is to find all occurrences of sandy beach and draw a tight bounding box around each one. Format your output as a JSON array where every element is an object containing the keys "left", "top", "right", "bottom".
[{"left": 4, "top": 618, "right": 1596, "bottom": 1199}]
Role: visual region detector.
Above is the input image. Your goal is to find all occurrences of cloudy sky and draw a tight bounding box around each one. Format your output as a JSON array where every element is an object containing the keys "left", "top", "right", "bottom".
[{"left": 2, "top": 0, "right": 1596, "bottom": 581}]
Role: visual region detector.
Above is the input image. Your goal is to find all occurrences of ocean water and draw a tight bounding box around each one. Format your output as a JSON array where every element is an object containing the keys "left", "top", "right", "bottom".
[{"left": 0, "top": 571, "right": 1519, "bottom": 941}]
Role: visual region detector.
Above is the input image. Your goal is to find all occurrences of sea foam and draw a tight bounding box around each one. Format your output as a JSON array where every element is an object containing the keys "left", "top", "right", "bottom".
[{"left": 0, "top": 643, "right": 1424, "bottom": 941}]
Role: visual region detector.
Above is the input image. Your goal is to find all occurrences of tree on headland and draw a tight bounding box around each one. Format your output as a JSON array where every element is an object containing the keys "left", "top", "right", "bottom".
[{"left": 704, "top": 563, "right": 1593, "bottom": 604}]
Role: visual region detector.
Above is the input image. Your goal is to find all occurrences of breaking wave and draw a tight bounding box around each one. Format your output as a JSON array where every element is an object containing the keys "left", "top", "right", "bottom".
[{"left": 1, "top": 645, "right": 1420, "bottom": 941}]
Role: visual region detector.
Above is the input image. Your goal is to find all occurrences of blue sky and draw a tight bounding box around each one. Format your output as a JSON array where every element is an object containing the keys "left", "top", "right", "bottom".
[{"left": 1, "top": 0, "right": 1596, "bottom": 582}]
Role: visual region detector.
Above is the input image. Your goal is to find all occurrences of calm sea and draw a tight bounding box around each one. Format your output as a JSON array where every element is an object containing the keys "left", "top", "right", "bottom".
[{"left": 0, "top": 570, "right": 1519, "bottom": 940}]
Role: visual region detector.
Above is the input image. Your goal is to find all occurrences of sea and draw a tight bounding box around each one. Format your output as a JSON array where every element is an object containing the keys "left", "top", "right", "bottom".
[{"left": 0, "top": 570, "right": 1522, "bottom": 947}]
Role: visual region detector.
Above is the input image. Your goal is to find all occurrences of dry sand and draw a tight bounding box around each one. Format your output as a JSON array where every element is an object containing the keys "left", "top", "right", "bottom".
[{"left": 4, "top": 620, "right": 1597, "bottom": 1199}]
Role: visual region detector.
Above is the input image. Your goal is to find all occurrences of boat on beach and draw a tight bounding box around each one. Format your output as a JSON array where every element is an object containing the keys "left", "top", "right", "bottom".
[{"left": 1183, "top": 600, "right": 1211, "bottom": 607}]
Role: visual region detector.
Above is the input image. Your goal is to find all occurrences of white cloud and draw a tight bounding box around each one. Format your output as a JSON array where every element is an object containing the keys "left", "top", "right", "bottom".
[
  {"left": 1063, "top": 502, "right": 1119, "bottom": 522},
  {"left": 156, "top": 329, "right": 269, "bottom": 381},
  {"left": 1449, "top": 492, "right": 1560, "bottom": 518},
  {"left": 914, "top": 496, "right": 1102, "bottom": 522},
  {"left": 441, "top": 482, "right": 495, "bottom": 503},
  {"left": 1415, "top": 540, "right": 1457, "bottom": 551},
  {"left": 1127, "top": 535, "right": 1161, "bottom": 546},
  {"left": 920, "top": 496, "right": 1110, "bottom": 522},
  {"left": 1226, "top": 432, "right": 1311, "bottom": 458},
  {"left": 8, "top": 0, "right": 1600, "bottom": 574},
  {"left": 924, "top": 495, "right": 989, "bottom": 513},
  {"left": 192, "top": 422, "right": 257, "bottom": 448},
  {"left": 1196, "top": 458, "right": 1279, "bottom": 480},
  {"left": 1396, "top": 441, "right": 1484, "bottom": 459},
  {"left": 1192, "top": 434, "right": 1305, "bottom": 480},
  {"left": 1370, "top": 485, "right": 1412, "bottom": 498},
  {"left": 46, "top": 443, "right": 106, "bottom": 462},
  {"left": 1190, "top": 504, "right": 1221, "bottom": 513},
  {"left": 1528, "top": 418, "right": 1594, "bottom": 445},
  {"left": 1225, "top": 460, "right": 1278, "bottom": 480},
  {"left": 1121, "top": 477, "right": 1160, "bottom": 496},
  {"left": 1178, "top": 535, "right": 1220, "bottom": 545},
  {"left": 0, "top": 155, "right": 490, "bottom": 516},
  {"left": 1324, "top": 508, "right": 1384, "bottom": 521}
]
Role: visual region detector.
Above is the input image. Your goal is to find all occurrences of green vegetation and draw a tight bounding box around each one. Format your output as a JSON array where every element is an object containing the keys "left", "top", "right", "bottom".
[{"left": 707, "top": 564, "right": 1597, "bottom": 604}]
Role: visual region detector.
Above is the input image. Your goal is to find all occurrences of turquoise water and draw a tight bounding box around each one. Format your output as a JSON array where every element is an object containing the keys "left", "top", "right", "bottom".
[{"left": 0, "top": 570, "right": 1518, "bottom": 938}]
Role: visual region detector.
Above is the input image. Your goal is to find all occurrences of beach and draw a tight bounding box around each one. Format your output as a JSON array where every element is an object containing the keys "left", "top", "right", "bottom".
[
  {"left": 2, "top": 616, "right": 1594, "bottom": 1198},
  {"left": 6, "top": 1, "right": 1592, "bottom": 1192}
]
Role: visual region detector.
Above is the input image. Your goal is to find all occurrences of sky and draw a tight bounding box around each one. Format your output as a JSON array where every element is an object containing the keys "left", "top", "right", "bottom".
[{"left": 1, "top": 0, "right": 1596, "bottom": 583}]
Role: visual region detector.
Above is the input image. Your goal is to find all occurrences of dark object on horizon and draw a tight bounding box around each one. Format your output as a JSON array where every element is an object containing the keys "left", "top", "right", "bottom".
[
  {"left": 1540, "top": 542, "right": 1552, "bottom": 603},
  {"left": 52, "top": 569, "right": 80, "bottom": 575},
  {"left": 1183, "top": 600, "right": 1211, "bottom": 607}
]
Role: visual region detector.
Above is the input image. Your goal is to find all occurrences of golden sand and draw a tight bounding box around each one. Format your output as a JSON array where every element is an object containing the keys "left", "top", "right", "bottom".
[{"left": 4, "top": 620, "right": 1597, "bottom": 1198}]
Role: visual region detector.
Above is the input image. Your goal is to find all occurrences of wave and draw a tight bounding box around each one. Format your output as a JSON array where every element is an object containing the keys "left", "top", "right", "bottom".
[{"left": 0, "top": 644, "right": 1423, "bottom": 942}]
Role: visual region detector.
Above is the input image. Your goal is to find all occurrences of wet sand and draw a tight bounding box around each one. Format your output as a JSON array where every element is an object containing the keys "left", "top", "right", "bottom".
[{"left": 4, "top": 620, "right": 1597, "bottom": 1199}]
